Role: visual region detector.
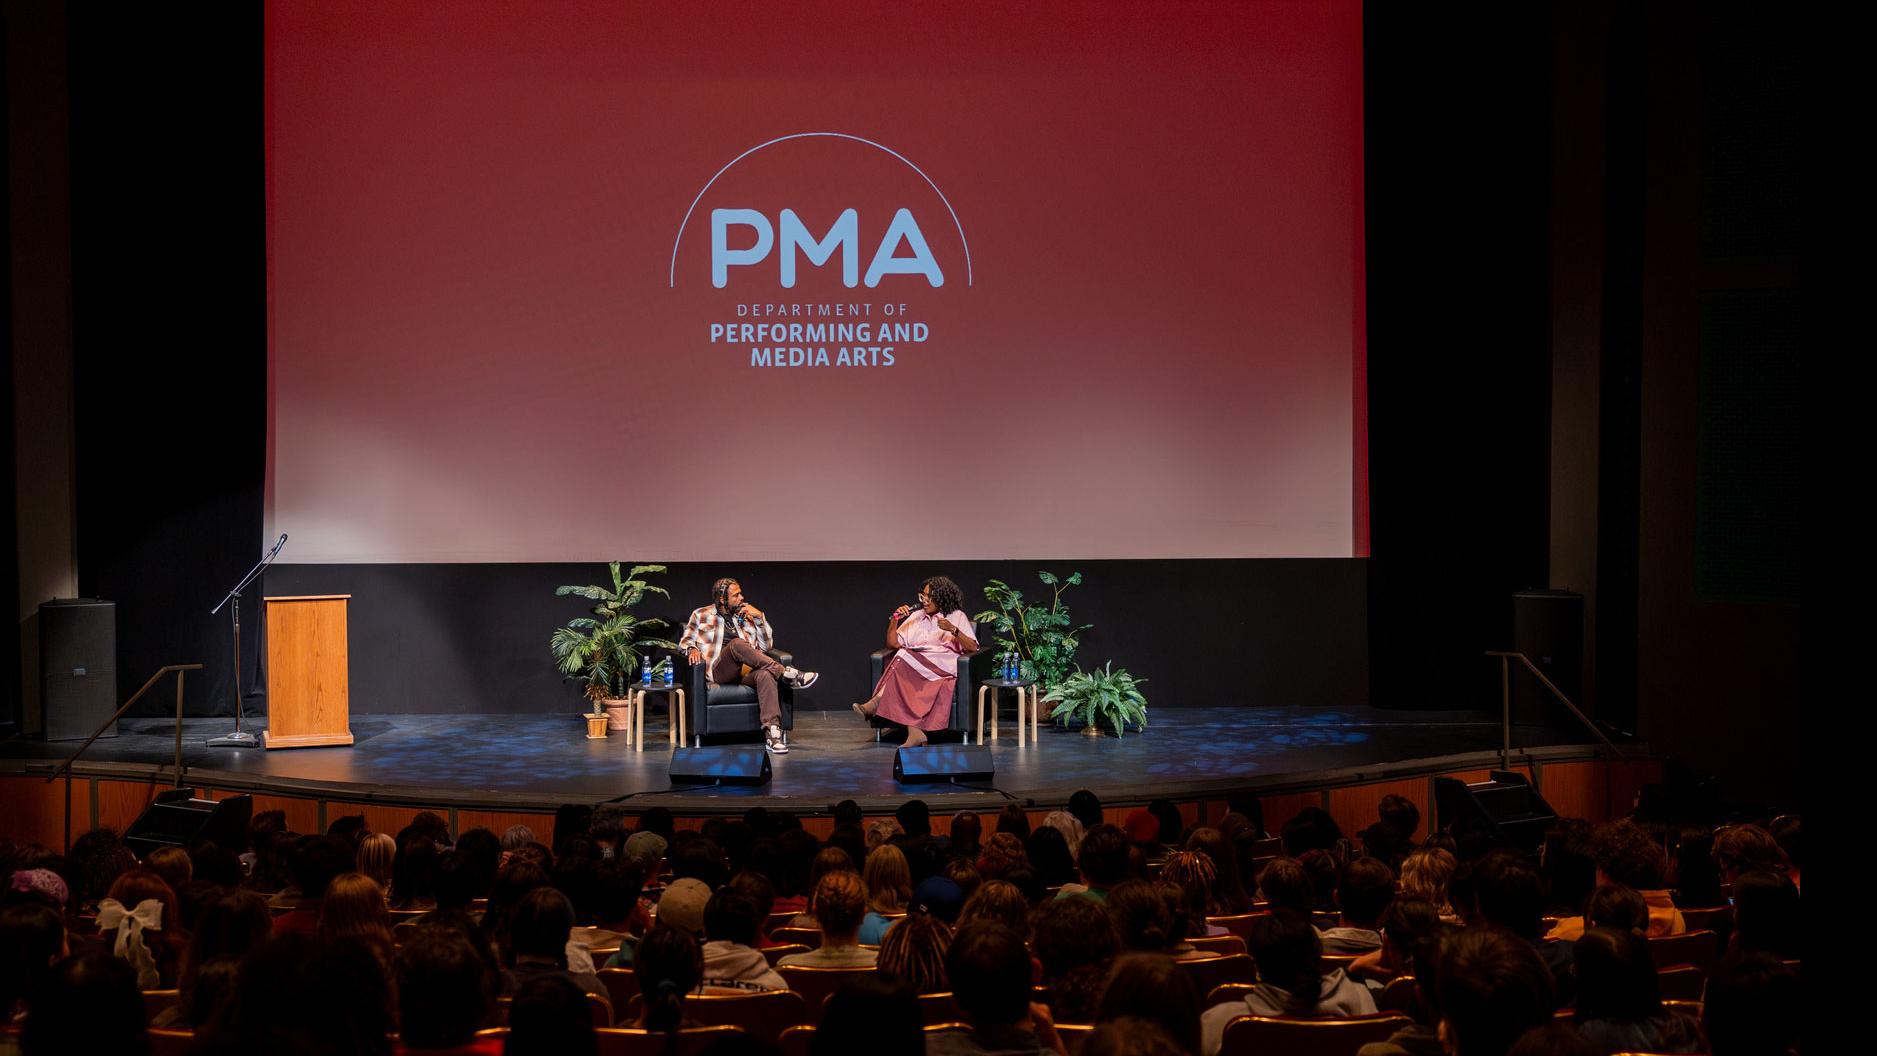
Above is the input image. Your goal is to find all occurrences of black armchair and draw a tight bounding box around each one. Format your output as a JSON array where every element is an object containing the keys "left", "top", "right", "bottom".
[
  {"left": 686, "top": 649, "right": 795, "bottom": 747},
  {"left": 865, "top": 649, "right": 974, "bottom": 743}
]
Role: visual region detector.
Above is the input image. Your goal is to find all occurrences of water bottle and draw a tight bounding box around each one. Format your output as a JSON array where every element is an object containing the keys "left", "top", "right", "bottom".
[
  {"left": 640, "top": 656, "right": 652, "bottom": 684},
  {"left": 1005, "top": 652, "right": 1017, "bottom": 682},
  {"left": 662, "top": 658, "right": 674, "bottom": 686}
]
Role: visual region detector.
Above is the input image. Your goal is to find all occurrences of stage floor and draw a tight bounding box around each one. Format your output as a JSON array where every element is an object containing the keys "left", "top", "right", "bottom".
[{"left": 2, "top": 706, "right": 1615, "bottom": 814}]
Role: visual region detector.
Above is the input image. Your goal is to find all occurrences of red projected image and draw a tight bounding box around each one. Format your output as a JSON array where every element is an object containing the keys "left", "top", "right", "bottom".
[{"left": 265, "top": 1, "right": 1366, "bottom": 562}]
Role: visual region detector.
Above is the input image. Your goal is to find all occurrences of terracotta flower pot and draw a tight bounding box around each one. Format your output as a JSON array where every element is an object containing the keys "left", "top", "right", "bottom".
[{"left": 603, "top": 697, "right": 633, "bottom": 732}]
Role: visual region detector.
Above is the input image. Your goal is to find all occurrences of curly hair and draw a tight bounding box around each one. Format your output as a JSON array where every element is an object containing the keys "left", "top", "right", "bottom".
[
  {"left": 1399, "top": 847, "right": 1458, "bottom": 916},
  {"left": 1711, "top": 824, "right": 1790, "bottom": 882},
  {"left": 977, "top": 832, "right": 1029, "bottom": 881},
  {"left": 921, "top": 577, "right": 964, "bottom": 615},
  {"left": 1590, "top": 820, "right": 1669, "bottom": 889}
]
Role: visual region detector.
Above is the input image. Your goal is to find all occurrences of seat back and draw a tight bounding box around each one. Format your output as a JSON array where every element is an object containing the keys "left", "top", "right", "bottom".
[
  {"left": 1648, "top": 930, "right": 1719, "bottom": 974},
  {"left": 918, "top": 991, "right": 963, "bottom": 1025},
  {"left": 1188, "top": 933, "right": 1248, "bottom": 957},
  {"left": 778, "top": 1023, "right": 816, "bottom": 1056},
  {"left": 771, "top": 926, "right": 823, "bottom": 949},
  {"left": 1208, "top": 913, "right": 1269, "bottom": 944},
  {"left": 775, "top": 965, "right": 879, "bottom": 1023},
  {"left": 1175, "top": 953, "right": 1257, "bottom": 996},
  {"left": 141, "top": 989, "right": 180, "bottom": 1022},
  {"left": 1655, "top": 965, "right": 1706, "bottom": 1001},
  {"left": 763, "top": 943, "right": 812, "bottom": 966},
  {"left": 626, "top": 989, "right": 808, "bottom": 1044},
  {"left": 595, "top": 1024, "right": 748, "bottom": 1056},
  {"left": 147, "top": 1028, "right": 195, "bottom": 1056},
  {"left": 1205, "top": 983, "right": 1259, "bottom": 1006},
  {"left": 1676, "top": 905, "right": 1733, "bottom": 934},
  {"left": 1377, "top": 975, "right": 1419, "bottom": 1016},
  {"left": 1219, "top": 1013, "right": 1416, "bottom": 1056},
  {"left": 599, "top": 967, "right": 642, "bottom": 1015}
]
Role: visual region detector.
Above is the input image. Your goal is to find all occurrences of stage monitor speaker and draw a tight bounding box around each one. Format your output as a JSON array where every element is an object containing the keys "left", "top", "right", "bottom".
[
  {"left": 668, "top": 746, "right": 772, "bottom": 786},
  {"left": 894, "top": 745, "right": 994, "bottom": 784},
  {"left": 122, "top": 789, "right": 252, "bottom": 858},
  {"left": 1432, "top": 770, "right": 1557, "bottom": 854},
  {"left": 1511, "top": 589, "right": 1583, "bottom": 722},
  {"left": 40, "top": 598, "right": 118, "bottom": 741}
]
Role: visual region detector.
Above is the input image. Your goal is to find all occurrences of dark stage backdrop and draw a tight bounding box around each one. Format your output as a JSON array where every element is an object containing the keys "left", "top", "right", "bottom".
[{"left": 262, "top": 561, "right": 1369, "bottom": 716}]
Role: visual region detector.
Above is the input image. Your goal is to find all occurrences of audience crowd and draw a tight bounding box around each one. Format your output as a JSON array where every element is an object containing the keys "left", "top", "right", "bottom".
[{"left": 0, "top": 790, "right": 1799, "bottom": 1056}]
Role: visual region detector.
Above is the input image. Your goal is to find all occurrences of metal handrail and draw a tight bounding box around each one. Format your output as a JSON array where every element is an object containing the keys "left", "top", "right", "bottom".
[
  {"left": 45, "top": 664, "right": 204, "bottom": 852},
  {"left": 1485, "top": 650, "right": 1629, "bottom": 770}
]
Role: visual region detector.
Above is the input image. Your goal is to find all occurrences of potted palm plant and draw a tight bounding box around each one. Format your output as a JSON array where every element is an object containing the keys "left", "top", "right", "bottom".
[
  {"left": 1041, "top": 662, "right": 1149, "bottom": 738},
  {"left": 550, "top": 562, "right": 679, "bottom": 733}
]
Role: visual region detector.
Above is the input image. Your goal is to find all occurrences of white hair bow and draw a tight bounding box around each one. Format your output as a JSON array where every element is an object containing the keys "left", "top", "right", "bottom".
[{"left": 96, "top": 897, "right": 165, "bottom": 988}]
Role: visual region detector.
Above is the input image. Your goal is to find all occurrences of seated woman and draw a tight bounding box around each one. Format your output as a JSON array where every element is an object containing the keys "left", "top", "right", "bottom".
[{"left": 853, "top": 577, "right": 978, "bottom": 748}]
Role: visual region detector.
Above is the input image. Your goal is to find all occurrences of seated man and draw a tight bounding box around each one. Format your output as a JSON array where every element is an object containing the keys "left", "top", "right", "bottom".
[
  {"left": 928, "top": 922, "right": 1063, "bottom": 1056},
  {"left": 681, "top": 577, "right": 817, "bottom": 753}
]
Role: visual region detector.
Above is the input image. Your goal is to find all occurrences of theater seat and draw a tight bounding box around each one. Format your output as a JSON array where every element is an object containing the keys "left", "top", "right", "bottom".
[
  {"left": 1219, "top": 1013, "right": 1415, "bottom": 1056},
  {"left": 595, "top": 1024, "right": 748, "bottom": 1056}
]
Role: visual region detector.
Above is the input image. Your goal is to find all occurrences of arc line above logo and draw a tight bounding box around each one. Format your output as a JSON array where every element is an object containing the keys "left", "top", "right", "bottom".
[{"left": 667, "top": 131, "right": 974, "bottom": 288}]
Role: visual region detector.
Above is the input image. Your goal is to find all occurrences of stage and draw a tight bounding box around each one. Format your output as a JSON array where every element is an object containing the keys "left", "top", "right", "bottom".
[{"left": 2, "top": 705, "right": 1633, "bottom": 818}]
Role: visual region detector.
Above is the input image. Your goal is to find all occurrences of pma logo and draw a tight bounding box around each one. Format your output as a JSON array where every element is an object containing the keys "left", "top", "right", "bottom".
[{"left": 668, "top": 133, "right": 973, "bottom": 290}]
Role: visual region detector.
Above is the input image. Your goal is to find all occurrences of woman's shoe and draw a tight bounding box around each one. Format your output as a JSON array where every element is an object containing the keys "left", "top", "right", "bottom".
[
  {"left": 852, "top": 701, "right": 875, "bottom": 721},
  {"left": 902, "top": 728, "right": 928, "bottom": 748}
]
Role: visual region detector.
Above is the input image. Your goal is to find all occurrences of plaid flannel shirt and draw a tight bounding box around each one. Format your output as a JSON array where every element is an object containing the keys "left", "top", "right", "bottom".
[{"left": 679, "top": 604, "right": 775, "bottom": 675}]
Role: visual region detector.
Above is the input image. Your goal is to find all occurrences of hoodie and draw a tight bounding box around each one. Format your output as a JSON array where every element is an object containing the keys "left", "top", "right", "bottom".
[
  {"left": 700, "top": 940, "right": 787, "bottom": 992},
  {"left": 1199, "top": 968, "right": 1377, "bottom": 1055}
]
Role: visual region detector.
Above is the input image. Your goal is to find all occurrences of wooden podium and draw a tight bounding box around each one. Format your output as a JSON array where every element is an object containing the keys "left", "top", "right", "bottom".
[{"left": 262, "top": 595, "right": 354, "bottom": 749}]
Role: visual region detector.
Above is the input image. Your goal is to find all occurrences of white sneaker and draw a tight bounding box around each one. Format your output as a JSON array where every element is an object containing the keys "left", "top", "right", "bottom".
[
  {"left": 764, "top": 725, "right": 789, "bottom": 753},
  {"left": 783, "top": 667, "right": 819, "bottom": 690}
]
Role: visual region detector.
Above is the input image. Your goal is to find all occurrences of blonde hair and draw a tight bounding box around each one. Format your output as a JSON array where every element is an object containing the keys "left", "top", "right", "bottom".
[
  {"left": 318, "top": 873, "right": 394, "bottom": 967},
  {"left": 864, "top": 844, "right": 913, "bottom": 914},
  {"left": 811, "top": 870, "right": 868, "bottom": 937},
  {"left": 1043, "top": 811, "right": 1085, "bottom": 856},
  {"left": 356, "top": 832, "right": 396, "bottom": 892},
  {"left": 1399, "top": 847, "right": 1457, "bottom": 915}
]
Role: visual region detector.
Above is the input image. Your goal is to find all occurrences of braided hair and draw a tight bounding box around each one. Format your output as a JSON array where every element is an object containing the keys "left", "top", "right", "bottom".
[{"left": 877, "top": 910, "right": 953, "bottom": 995}]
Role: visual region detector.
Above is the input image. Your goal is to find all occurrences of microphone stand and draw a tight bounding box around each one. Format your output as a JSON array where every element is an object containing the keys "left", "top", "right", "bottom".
[{"left": 206, "top": 534, "right": 287, "bottom": 748}]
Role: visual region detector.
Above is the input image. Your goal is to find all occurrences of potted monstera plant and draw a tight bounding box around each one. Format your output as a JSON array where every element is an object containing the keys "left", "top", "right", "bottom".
[
  {"left": 550, "top": 562, "right": 679, "bottom": 733},
  {"left": 1041, "top": 662, "right": 1148, "bottom": 737}
]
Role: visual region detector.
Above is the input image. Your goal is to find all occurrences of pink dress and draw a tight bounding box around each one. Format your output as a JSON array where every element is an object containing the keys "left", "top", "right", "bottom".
[{"left": 872, "top": 609, "right": 975, "bottom": 731}]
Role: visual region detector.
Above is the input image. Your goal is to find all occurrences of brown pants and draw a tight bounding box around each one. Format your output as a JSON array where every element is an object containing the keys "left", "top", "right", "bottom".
[{"left": 709, "top": 637, "right": 784, "bottom": 726}]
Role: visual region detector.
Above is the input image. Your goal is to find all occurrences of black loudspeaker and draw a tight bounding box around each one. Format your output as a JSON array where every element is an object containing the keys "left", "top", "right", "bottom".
[
  {"left": 1432, "top": 771, "right": 1558, "bottom": 854},
  {"left": 123, "top": 790, "right": 253, "bottom": 858},
  {"left": 1511, "top": 590, "right": 1584, "bottom": 722},
  {"left": 40, "top": 599, "right": 117, "bottom": 741},
  {"left": 668, "top": 747, "right": 772, "bottom": 786},
  {"left": 894, "top": 745, "right": 994, "bottom": 784}
]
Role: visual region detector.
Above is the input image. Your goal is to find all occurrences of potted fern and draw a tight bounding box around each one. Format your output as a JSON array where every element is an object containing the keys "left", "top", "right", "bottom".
[
  {"left": 550, "top": 562, "right": 679, "bottom": 733},
  {"left": 1041, "top": 662, "right": 1148, "bottom": 737}
]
